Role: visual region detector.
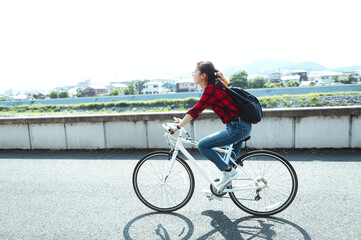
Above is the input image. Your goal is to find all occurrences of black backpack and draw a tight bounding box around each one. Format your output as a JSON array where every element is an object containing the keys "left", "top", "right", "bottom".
[{"left": 225, "top": 86, "right": 263, "bottom": 124}]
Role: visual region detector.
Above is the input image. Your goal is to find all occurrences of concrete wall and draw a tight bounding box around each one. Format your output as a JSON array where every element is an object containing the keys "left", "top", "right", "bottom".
[{"left": 0, "top": 106, "right": 360, "bottom": 150}]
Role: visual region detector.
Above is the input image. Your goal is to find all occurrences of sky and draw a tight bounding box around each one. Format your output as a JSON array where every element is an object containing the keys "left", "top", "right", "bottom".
[{"left": 0, "top": 0, "right": 360, "bottom": 92}]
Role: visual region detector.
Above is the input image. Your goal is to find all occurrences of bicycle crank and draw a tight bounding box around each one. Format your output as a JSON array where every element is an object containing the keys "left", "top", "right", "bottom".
[{"left": 210, "top": 179, "right": 231, "bottom": 197}]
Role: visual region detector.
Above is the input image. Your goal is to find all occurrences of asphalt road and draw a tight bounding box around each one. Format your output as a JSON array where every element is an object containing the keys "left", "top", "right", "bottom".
[{"left": 0, "top": 149, "right": 360, "bottom": 240}]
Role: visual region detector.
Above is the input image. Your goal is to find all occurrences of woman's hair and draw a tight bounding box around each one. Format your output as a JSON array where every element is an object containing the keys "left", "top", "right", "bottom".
[{"left": 197, "top": 61, "right": 230, "bottom": 89}]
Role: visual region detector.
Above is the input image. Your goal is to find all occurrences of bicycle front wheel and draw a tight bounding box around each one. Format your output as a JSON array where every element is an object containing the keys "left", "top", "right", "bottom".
[
  {"left": 229, "top": 150, "right": 298, "bottom": 216},
  {"left": 133, "top": 151, "right": 195, "bottom": 212}
]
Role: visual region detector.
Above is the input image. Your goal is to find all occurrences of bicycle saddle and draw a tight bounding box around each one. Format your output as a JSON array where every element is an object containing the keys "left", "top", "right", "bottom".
[{"left": 242, "top": 136, "right": 251, "bottom": 142}]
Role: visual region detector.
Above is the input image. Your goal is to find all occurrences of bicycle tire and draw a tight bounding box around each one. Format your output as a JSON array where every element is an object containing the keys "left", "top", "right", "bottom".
[
  {"left": 229, "top": 150, "right": 298, "bottom": 216},
  {"left": 133, "top": 151, "right": 195, "bottom": 212}
]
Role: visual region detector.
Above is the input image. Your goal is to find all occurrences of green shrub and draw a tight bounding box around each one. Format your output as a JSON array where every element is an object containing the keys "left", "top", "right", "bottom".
[
  {"left": 281, "top": 99, "right": 291, "bottom": 107},
  {"left": 306, "top": 96, "right": 323, "bottom": 107},
  {"left": 296, "top": 99, "right": 305, "bottom": 107},
  {"left": 267, "top": 98, "right": 279, "bottom": 108}
]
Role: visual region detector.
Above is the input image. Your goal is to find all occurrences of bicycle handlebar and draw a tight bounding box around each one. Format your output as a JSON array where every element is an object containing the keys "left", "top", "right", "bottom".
[
  {"left": 162, "top": 123, "right": 175, "bottom": 134},
  {"left": 162, "top": 117, "right": 182, "bottom": 135},
  {"left": 162, "top": 123, "right": 195, "bottom": 147},
  {"left": 161, "top": 123, "right": 169, "bottom": 131}
]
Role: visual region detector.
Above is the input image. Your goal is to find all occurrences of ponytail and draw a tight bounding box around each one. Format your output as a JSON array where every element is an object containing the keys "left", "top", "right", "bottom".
[{"left": 214, "top": 70, "right": 231, "bottom": 89}]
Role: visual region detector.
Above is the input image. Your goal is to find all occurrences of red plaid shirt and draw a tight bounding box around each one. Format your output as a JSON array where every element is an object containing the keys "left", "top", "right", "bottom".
[{"left": 187, "top": 84, "right": 242, "bottom": 124}]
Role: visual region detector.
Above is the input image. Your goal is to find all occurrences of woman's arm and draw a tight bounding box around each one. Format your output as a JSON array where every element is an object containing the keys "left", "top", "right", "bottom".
[
  {"left": 170, "top": 114, "right": 193, "bottom": 132},
  {"left": 169, "top": 86, "right": 213, "bottom": 133}
]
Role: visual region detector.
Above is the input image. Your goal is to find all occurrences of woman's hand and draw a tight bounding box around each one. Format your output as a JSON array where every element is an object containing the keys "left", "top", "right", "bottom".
[
  {"left": 166, "top": 117, "right": 181, "bottom": 133},
  {"left": 173, "top": 117, "right": 181, "bottom": 124},
  {"left": 168, "top": 123, "right": 179, "bottom": 133},
  {"left": 168, "top": 114, "right": 193, "bottom": 133}
]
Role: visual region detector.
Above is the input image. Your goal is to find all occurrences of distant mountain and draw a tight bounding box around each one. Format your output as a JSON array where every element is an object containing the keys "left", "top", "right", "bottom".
[
  {"left": 223, "top": 59, "right": 328, "bottom": 77},
  {"left": 175, "top": 59, "right": 361, "bottom": 81},
  {"left": 332, "top": 65, "right": 361, "bottom": 72},
  {"left": 289, "top": 61, "right": 328, "bottom": 72}
]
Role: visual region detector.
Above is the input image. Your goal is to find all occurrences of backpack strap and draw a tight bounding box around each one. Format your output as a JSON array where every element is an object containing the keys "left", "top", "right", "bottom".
[{"left": 223, "top": 87, "right": 242, "bottom": 117}]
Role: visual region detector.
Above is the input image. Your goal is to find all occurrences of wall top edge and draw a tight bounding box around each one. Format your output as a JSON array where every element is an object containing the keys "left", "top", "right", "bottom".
[{"left": 0, "top": 106, "right": 360, "bottom": 125}]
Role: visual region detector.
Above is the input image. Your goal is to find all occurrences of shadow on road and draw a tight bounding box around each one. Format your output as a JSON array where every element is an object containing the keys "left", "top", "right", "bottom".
[
  {"left": 123, "top": 212, "right": 194, "bottom": 240},
  {"left": 123, "top": 211, "right": 311, "bottom": 239},
  {"left": 198, "top": 210, "right": 311, "bottom": 240}
]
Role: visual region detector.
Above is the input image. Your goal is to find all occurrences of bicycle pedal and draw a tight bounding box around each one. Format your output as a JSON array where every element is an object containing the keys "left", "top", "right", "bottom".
[
  {"left": 205, "top": 194, "right": 214, "bottom": 201},
  {"left": 202, "top": 190, "right": 223, "bottom": 201},
  {"left": 207, "top": 195, "right": 223, "bottom": 201}
]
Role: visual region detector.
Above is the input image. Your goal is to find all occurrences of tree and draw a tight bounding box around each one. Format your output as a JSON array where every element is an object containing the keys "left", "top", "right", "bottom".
[
  {"left": 49, "top": 91, "right": 59, "bottom": 99},
  {"left": 249, "top": 77, "right": 266, "bottom": 89},
  {"left": 265, "top": 82, "right": 284, "bottom": 88},
  {"left": 342, "top": 75, "right": 357, "bottom": 84},
  {"left": 124, "top": 81, "right": 138, "bottom": 95},
  {"left": 229, "top": 71, "right": 248, "bottom": 88},
  {"left": 135, "top": 79, "right": 150, "bottom": 94},
  {"left": 334, "top": 75, "right": 357, "bottom": 84},
  {"left": 59, "top": 91, "right": 69, "bottom": 98},
  {"left": 109, "top": 89, "right": 120, "bottom": 96},
  {"left": 286, "top": 80, "right": 300, "bottom": 87},
  {"left": 123, "top": 88, "right": 131, "bottom": 95}
]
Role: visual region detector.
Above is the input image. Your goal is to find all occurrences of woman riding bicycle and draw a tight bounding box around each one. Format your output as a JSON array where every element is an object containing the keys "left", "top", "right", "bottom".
[{"left": 169, "top": 61, "right": 252, "bottom": 187}]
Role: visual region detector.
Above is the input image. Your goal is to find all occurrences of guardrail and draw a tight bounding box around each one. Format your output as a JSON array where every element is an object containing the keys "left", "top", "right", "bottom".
[{"left": 0, "top": 106, "right": 360, "bottom": 150}]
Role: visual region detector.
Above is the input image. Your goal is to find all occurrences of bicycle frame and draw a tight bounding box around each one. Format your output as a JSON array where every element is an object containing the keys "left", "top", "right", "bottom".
[{"left": 163, "top": 125, "right": 264, "bottom": 193}]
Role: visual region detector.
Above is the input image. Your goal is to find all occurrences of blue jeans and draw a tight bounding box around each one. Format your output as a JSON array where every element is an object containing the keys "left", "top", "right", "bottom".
[{"left": 197, "top": 119, "right": 252, "bottom": 171}]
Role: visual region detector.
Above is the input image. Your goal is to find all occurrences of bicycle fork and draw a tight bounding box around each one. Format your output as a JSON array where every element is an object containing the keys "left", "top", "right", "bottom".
[
  {"left": 162, "top": 150, "right": 178, "bottom": 183},
  {"left": 163, "top": 149, "right": 192, "bottom": 186}
]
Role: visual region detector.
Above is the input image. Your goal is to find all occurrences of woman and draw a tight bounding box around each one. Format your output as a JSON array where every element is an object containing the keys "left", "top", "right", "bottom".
[{"left": 169, "top": 61, "right": 252, "bottom": 188}]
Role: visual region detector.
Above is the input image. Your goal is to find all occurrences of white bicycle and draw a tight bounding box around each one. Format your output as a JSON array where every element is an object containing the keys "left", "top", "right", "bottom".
[{"left": 132, "top": 124, "right": 298, "bottom": 216}]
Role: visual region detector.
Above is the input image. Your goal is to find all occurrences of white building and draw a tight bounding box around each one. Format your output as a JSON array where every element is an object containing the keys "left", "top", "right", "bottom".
[
  {"left": 269, "top": 72, "right": 281, "bottom": 83},
  {"left": 7, "top": 95, "right": 29, "bottom": 101},
  {"left": 68, "top": 87, "right": 80, "bottom": 96},
  {"left": 142, "top": 81, "right": 164, "bottom": 94},
  {"left": 175, "top": 78, "right": 198, "bottom": 92},
  {"left": 309, "top": 71, "right": 347, "bottom": 85},
  {"left": 290, "top": 70, "right": 307, "bottom": 81},
  {"left": 352, "top": 70, "right": 360, "bottom": 81}
]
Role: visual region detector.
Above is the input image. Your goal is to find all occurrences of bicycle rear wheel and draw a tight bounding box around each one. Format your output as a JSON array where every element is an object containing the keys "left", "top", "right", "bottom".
[
  {"left": 133, "top": 151, "right": 195, "bottom": 212},
  {"left": 229, "top": 150, "right": 298, "bottom": 216}
]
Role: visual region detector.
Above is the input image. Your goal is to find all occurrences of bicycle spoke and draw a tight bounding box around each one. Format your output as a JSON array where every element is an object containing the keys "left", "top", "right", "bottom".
[{"left": 230, "top": 151, "right": 298, "bottom": 216}]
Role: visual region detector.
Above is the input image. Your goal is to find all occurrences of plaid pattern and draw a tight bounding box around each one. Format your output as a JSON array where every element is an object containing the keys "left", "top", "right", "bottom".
[{"left": 187, "top": 84, "right": 242, "bottom": 124}]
